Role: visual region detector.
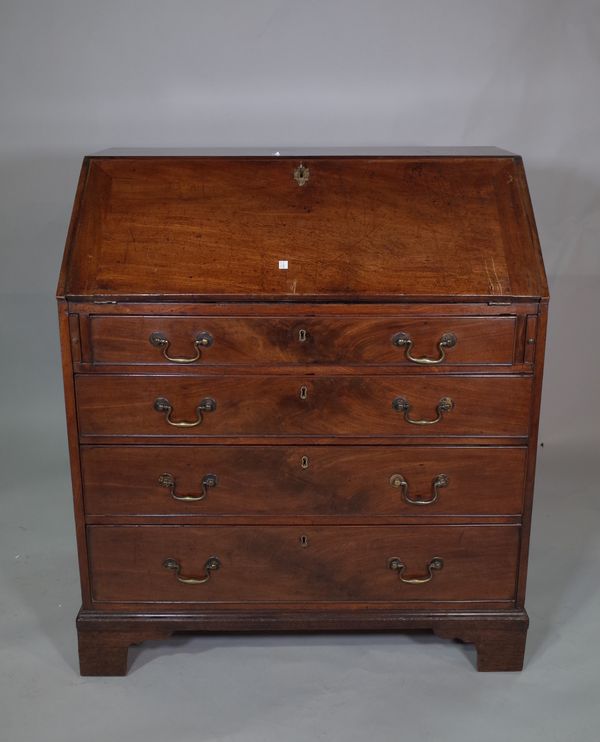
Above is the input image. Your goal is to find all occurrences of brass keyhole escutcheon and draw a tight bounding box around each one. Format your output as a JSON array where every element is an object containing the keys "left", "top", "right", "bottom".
[
  {"left": 299, "top": 534, "right": 310, "bottom": 548},
  {"left": 293, "top": 163, "right": 310, "bottom": 187},
  {"left": 301, "top": 455, "right": 309, "bottom": 469},
  {"left": 299, "top": 385, "right": 308, "bottom": 400},
  {"left": 298, "top": 328, "right": 308, "bottom": 343}
]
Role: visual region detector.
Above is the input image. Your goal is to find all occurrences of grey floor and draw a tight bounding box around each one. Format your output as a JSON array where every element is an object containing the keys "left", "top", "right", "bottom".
[{"left": 1, "top": 279, "right": 599, "bottom": 742}]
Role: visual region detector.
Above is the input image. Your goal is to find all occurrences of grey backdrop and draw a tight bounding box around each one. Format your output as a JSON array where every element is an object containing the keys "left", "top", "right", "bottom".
[{"left": 1, "top": 1, "right": 599, "bottom": 741}]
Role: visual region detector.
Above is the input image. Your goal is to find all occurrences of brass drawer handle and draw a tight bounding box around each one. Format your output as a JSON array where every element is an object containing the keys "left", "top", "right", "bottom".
[
  {"left": 392, "top": 396, "right": 454, "bottom": 425},
  {"left": 149, "top": 331, "right": 213, "bottom": 363},
  {"left": 389, "top": 473, "right": 449, "bottom": 505},
  {"left": 388, "top": 557, "right": 444, "bottom": 584},
  {"left": 158, "top": 473, "right": 218, "bottom": 501},
  {"left": 153, "top": 396, "right": 217, "bottom": 427},
  {"left": 392, "top": 331, "right": 456, "bottom": 365},
  {"left": 163, "top": 556, "right": 221, "bottom": 584}
]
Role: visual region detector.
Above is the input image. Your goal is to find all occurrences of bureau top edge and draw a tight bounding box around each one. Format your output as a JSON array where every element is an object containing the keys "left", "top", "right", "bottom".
[{"left": 91, "top": 146, "right": 517, "bottom": 158}]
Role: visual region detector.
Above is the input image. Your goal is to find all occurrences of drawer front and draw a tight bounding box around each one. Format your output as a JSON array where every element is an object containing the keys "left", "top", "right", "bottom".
[
  {"left": 89, "top": 315, "right": 517, "bottom": 367},
  {"left": 81, "top": 445, "right": 526, "bottom": 516},
  {"left": 88, "top": 525, "right": 519, "bottom": 603},
  {"left": 75, "top": 375, "right": 532, "bottom": 438}
]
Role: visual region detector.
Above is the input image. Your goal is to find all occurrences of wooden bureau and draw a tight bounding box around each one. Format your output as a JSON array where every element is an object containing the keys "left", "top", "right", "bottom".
[{"left": 57, "top": 147, "right": 548, "bottom": 675}]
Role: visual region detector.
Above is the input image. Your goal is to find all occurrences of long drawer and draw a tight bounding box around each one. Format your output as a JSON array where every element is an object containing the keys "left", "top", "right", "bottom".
[
  {"left": 81, "top": 445, "right": 527, "bottom": 516},
  {"left": 88, "top": 314, "right": 518, "bottom": 367},
  {"left": 75, "top": 374, "right": 532, "bottom": 438},
  {"left": 87, "top": 525, "right": 520, "bottom": 604}
]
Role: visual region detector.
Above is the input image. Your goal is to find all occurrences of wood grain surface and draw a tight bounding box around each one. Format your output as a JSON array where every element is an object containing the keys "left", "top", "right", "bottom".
[
  {"left": 87, "top": 524, "right": 520, "bottom": 604},
  {"left": 60, "top": 155, "right": 548, "bottom": 301},
  {"left": 89, "top": 314, "right": 518, "bottom": 366},
  {"left": 81, "top": 445, "right": 527, "bottom": 517},
  {"left": 75, "top": 374, "right": 533, "bottom": 438},
  {"left": 57, "top": 150, "right": 547, "bottom": 674}
]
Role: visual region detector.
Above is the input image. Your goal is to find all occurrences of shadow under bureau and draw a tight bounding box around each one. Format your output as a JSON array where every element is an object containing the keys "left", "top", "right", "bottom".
[{"left": 57, "top": 147, "right": 548, "bottom": 675}]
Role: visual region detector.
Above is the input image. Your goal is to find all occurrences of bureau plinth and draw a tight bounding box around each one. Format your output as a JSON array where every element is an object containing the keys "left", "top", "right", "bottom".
[{"left": 57, "top": 148, "right": 548, "bottom": 675}]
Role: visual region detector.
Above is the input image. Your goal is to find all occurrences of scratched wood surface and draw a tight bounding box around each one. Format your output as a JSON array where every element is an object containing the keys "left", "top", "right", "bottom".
[{"left": 59, "top": 154, "right": 548, "bottom": 301}]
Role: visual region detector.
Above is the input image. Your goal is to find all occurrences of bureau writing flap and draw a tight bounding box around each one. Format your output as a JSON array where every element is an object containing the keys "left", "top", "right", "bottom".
[{"left": 58, "top": 150, "right": 548, "bottom": 302}]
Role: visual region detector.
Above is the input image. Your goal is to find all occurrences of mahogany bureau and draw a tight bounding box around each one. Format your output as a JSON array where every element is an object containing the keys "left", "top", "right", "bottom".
[{"left": 57, "top": 147, "right": 548, "bottom": 675}]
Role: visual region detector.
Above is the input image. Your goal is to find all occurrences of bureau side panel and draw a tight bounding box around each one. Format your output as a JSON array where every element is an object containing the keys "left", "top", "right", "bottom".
[
  {"left": 516, "top": 299, "right": 548, "bottom": 606},
  {"left": 57, "top": 159, "right": 90, "bottom": 299},
  {"left": 58, "top": 299, "right": 92, "bottom": 607}
]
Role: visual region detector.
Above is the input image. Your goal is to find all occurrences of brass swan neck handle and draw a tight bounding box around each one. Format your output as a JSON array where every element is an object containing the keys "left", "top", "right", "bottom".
[
  {"left": 149, "top": 331, "right": 213, "bottom": 363},
  {"left": 389, "top": 473, "right": 449, "bottom": 505},
  {"left": 153, "top": 397, "right": 217, "bottom": 427},
  {"left": 392, "top": 396, "right": 454, "bottom": 425},
  {"left": 392, "top": 331, "right": 456, "bottom": 365},
  {"left": 162, "top": 556, "right": 221, "bottom": 584},
  {"left": 388, "top": 557, "right": 444, "bottom": 584},
  {"left": 158, "top": 473, "right": 218, "bottom": 501}
]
